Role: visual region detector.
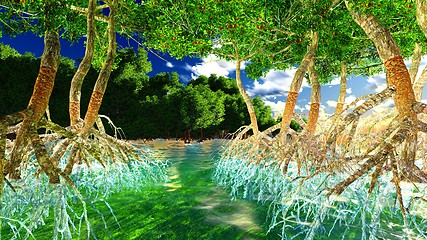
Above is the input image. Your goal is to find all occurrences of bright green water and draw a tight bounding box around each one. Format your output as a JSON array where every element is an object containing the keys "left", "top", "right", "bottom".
[
  {"left": 5, "top": 140, "right": 422, "bottom": 239},
  {"left": 92, "top": 139, "right": 281, "bottom": 239},
  {"left": 24, "top": 139, "right": 280, "bottom": 239}
]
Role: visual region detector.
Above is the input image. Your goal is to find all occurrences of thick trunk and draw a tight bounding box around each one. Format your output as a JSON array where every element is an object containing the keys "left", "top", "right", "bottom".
[
  {"left": 348, "top": 5, "right": 417, "bottom": 169},
  {"left": 333, "top": 62, "right": 347, "bottom": 121},
  {"left": 409, "top": 43, "right": 422, "bottom": 84},
  {"left": 81, "top": 2, "right": 117, "bottom": 135},
  {"left": 306, "top": 59, "right": 321, "bottom": 136},
  {"left": 235, "top": 59, "right": 259, "bottom": 135},
  {"left": 69, "top": 0, "right": 97, "bottom": 126},
  {"left": 279, "top": 31, "right": 318, "bottom": 138},
  {"left": 4, "top": 31, "right": 60, "bottom": 179},
  {"left": 27, "top": 31, "right": 61, "bottom": 121},
  {"left": 348, "top": 7, "right": 416, "bottom": 119}
]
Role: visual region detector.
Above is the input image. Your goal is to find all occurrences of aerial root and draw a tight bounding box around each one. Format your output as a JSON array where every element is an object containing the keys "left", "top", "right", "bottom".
[
  {"left": 326, "top": 86, "right": 395, "bottom": 148},
  {"left": 328, "top": 117, "right": 411, "bottom": 196},
  {"left": 2, "top": 114, "right": 165, "bottom": 188}
]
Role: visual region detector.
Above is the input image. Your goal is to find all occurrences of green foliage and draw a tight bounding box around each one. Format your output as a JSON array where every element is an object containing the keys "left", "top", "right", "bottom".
[
  {"left": 111, "top": 48, "right": 152, "bottom": 92},
  {"left": 180, "top": 84, "right": 225, "bottom": 130},
  {"left": 276, "top": 116, "right": 304, "bottom": 132},
  {"left": 290, "top": 119, "right": 303, "bottom": 132},
  {"left": 0, "top": 46, "right": 39, "bottom": 118},
  {"left": 0, "top": 43, "right": 20, "bottom": 59}
]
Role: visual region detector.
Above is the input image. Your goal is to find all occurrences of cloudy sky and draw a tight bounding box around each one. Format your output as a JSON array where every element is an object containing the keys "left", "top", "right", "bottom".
[{"left": 2, "top": 33, "right": 427, "bottom": 117}]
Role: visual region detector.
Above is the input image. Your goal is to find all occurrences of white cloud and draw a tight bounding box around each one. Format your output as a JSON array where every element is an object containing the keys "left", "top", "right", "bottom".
[
  {"left": 327, "top": 76, "right": 341, "bottom": 86},
  {"left": 264, "top": 100, "right": 286, "bottom": 114},
  {"left": 166, "top": 62, "right": 174, "bottom": 68},
  {"left": 366, "top": 73, "right": 387, "bottom": 93},
  {"left": 247, "top": 68, "right": 309, "bottom": 98},
  {"left": 345, "top": 95, "right": 357, "bottom": 104},
  {"left": 372, "top": 98, "right": 395, "bottom": 113},
  {"left": 263, "top": 99, "right": 306, "bottom": 116},
  {"left": 326, "top": 100, "right": 337, "bottom": 108},
  {"left": 346, "top": 88, "right": 352, "bottom": 94},
  {"left": 185, "top": 54, "right": 242, "bottom": 79}
]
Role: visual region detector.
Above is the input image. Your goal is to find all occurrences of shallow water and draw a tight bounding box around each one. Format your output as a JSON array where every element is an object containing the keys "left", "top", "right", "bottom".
[
  {"left": 87, "top": 139, "right": 281, "bottom": 239},
  {"left": 5, "top": 139, "right": 424, "bottom": 239}
]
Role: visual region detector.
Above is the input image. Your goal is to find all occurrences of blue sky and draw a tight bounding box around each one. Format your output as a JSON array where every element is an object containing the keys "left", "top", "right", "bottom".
[{"left": 2, "top": 33, "right": 427, "bottom": 118}]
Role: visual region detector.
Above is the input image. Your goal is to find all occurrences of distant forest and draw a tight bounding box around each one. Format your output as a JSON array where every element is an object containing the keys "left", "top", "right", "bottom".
[{"left": 0, "top": 44, "right": 284, "bottom": 140}]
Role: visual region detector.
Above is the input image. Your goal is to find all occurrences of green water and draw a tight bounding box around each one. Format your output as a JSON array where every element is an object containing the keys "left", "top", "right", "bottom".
[
  {"left": 3, "top": 140, "right": 425, "bottom": 239},
  {"left": 89, "top": 139, "right": 280, "bottom": 239},
  {"left": 26, "top": 139, "right": 280, "bottom": 240}
]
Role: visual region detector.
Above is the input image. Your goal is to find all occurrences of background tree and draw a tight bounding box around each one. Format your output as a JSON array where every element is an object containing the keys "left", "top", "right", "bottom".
[
  {"left": 145, "top": 0, "right": 295, "bottom": 136},
  {"left": 180, "top": 84, "right": 225, "bottom": 141}
]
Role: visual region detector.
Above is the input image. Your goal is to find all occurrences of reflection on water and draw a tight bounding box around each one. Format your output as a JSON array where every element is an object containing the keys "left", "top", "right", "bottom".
[{"left": 87, "top": 139, "right": 280, "bottom": 239}]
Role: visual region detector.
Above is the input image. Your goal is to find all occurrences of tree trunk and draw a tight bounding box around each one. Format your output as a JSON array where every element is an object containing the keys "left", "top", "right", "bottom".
[
  {"left": 413, "top": 66, "right": 427, "bottom": 101},
  {"left": 235, "top": 59, "right": 259, "bottom": 135},
  {"left": 333, "top": 62, "right": 347, "bottom": 122},
  {"left": 409, "top": 43, "right": 422, "bottom": 84},
  {"left": 416, "top": 0, "right": 427, "bottom": 39},
  {"left": 279, "top": 31, "right": 318, "bottom": 139},
  {"left": 69, "top": 0, "right": 97, "bottom": 126},
  {"left": 81, "top": 1, "right": 117, "bottom": 135},
  {"left": 414, "top": 0, "right": 427, "bottom": 102},
  {"left": 306, "top": 59, "right": 321, "bottom": 136},
  {"left": 347, "top": 5, "right": 417, "bottom": 169},
  {"left": 4, "top": 30, "right": 61, "bottom": 181}
]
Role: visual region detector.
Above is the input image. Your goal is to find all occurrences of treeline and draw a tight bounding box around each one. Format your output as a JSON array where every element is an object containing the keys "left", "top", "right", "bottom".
[{"left": 0, "top": 44, "right": 277, "bottom": 140}]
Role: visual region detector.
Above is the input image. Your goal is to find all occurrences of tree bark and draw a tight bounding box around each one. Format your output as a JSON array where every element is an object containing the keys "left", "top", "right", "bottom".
[
  {"left": 416, "top": 0, "right": 427, "bottom": 39},
  {"left": 409, "top": 43, "right": 422, "bottom": 84},
  {"left": 413, "top": 66, "right": 427, "bottom": 101},
  {"left": 279, "top": 31, "right": 318, "bottom": 139},
  {"left": 235, "top": 59, "right": 259, "bottom": 135},
  {"left": 69, "top": 0, "right": 97, "bottom": 126},
  {"left": 333, "top": 62, "right": 347, "bottom": 123},
  {"left": 81, "top": 1, "right": 117, "bottom": 135},
  {"left": 306, "top": 59, "right": 321, "bottom": 136},
  {"left": 347, "top": 4, "right": 417, "bottom": 170},
  {"left": 414, "top": 1, "right": 427, "bottom": 102},
  {"left": 4, "top": 30, "right": 61, "bottom": 180}
]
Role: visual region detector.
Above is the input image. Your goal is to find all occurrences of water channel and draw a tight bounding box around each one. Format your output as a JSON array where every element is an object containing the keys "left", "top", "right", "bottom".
[{"left": 86, "top": 139, "right": 281, "bottom": 239}]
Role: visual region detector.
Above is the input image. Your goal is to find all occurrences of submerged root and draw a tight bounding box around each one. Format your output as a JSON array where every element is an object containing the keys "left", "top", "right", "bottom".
[
  {"left": 215, "top": 88, "right": 427, "bottom": 239},
  {"left": 0, "top": 113, "right": 168, "bottom": 239}
]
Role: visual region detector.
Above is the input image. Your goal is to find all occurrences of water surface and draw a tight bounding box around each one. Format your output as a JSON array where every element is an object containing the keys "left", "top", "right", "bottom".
[{"left": 90, "top": 139, "right": 280, "bottom": 239}]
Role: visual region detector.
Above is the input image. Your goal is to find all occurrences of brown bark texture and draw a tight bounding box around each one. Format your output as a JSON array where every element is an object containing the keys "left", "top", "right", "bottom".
[
  {"left": 69, "top": 0, "right": 97, "bottom": 126},
  {"left": 82, "top": 2, "right": 117, "bottom": 134},
  {"left": 4, "top": 31, "right": 60, "bottom": 179},
  {"left": 235, "top": 59, "right": 259, "bottom": 135},
  {"left": 333, "top": 62, "right": 347, "bottom": 122},
  {"left": 348, "top": 5, "right": 418, "bottom": 176},
  {"left": 349, "top": 9, "right": 417, "bottom": 120},
  {"left": 280, "top": 31, "right": 319, "bottom": 137},
  {"left": 306, "top": 59, "right": 321, "bottom": 135},
  {"left": 27, "top": 31, "right": 61, "bottom": 121}
]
